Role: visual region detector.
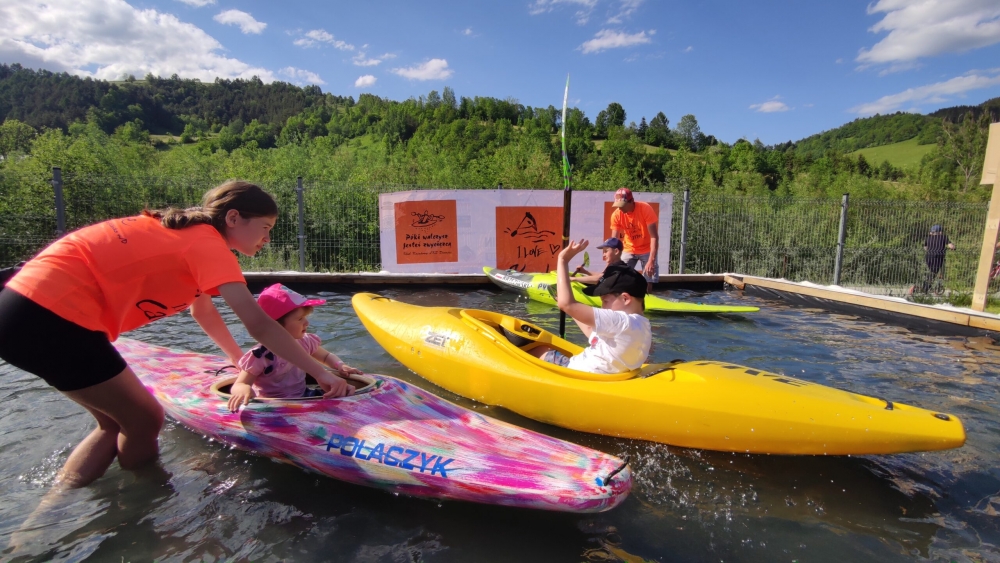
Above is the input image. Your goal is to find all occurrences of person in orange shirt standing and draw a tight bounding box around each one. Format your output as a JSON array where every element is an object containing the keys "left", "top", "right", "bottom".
[
  {"left": 609, "top": 187, "right": 659, "bottom": 292},
  {"left": 0, "top": 181, "right": 354, "bottom": 489}
]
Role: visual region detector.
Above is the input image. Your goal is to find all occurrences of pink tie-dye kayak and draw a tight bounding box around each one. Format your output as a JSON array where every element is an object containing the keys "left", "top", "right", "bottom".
[{"left": 116, "top": 338, "right": 632, "bottom": 513}]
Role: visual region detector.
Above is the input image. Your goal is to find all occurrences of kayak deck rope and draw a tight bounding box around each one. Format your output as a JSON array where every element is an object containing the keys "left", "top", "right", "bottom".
[{"left": 602, "top": 455, "right": 630, "bottom": 486}]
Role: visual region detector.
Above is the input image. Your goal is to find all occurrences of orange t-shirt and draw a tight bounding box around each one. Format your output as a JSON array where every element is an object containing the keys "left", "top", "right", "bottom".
[
  {"left": 610, "top": 201, "right": 658, "bottom": 255},
  {"left": 7, "top": 215, "right": 245, "bottom": 340}
]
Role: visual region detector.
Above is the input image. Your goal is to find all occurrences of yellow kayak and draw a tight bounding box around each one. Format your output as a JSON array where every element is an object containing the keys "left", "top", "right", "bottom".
[
  {"left": 483, "top": 267, "right": 760, "bottom": 314},
  {"left": 352, "top": 292, "right": 965, "bottom": 455}
]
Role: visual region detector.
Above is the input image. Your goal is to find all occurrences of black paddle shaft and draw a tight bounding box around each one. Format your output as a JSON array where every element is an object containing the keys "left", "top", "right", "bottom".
[{"left": 559, "top": 184, "right": 572, "bottom": 338}]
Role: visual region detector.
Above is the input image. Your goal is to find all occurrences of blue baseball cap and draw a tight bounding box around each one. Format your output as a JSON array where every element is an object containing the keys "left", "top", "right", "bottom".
[{"left": 597, "top": 237, "right": 623, "bottom": 251}]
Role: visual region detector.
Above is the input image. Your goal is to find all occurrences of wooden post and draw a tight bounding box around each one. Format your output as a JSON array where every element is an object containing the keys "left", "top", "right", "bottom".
[
  {"left": 971, "top": 122, "right": 1000, "bottom": 311},
  {"left": 52, "top": 167, "right": 65, "bottom": 236}
]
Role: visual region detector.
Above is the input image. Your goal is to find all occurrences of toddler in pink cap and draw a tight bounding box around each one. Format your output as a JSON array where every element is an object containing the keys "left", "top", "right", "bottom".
[{"left": 228, "top": 284, "right": 362, "bottom": 411}]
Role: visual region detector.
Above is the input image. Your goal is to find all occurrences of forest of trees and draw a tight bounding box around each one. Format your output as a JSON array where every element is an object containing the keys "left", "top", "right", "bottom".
[
  {"left": 0, "top": 63, "right": 998, "bottom": 204},
  {"left": 0, "top": 63, "right": 997, "bottom": 293}
]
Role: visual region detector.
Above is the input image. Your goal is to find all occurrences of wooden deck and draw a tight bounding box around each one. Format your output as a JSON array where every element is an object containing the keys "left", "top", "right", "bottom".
[{"left": 727, "top": 274, "right": 1000, "bottom": 334}]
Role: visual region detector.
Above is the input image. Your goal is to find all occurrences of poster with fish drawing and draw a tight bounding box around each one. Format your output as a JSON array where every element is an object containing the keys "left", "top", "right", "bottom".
[
  {"left": 495, "top": 206, "right": 562, "bottom": 272},
  {"left": 394, "top": 200, "right": 458, "bottom": 264}
]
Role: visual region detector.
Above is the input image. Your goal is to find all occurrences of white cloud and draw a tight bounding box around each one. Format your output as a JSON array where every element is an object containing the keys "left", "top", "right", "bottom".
[
  {"left": 175, "top": 0, "right": 214, "bottom": 6},
  {"left": 213, "top": 9, "right": 266, "bottom": 35},
  {"left": 607, "top": 0, "right": 645, "bottom": 24},
  {"left": 294, "top": 28, "right": 354, "bottom": 50},
  {"left": 355, "top": 74, "right": 376, "bottom": 88},
  {"left": 391, "top": 58, "right": 453, "bottom": 80},
  {"left": 857, "top": 0, "right": 1000, "bottom": 67},
  {"left": 579, "top": 29, "right": 654, "bottom": 54},
  {"left": 750, "top": 97, "right": 790, "bottom": 113},
  {"left": 528, "top": 0, "right": 598, "bottom": 24},
  {"left": 875, "top": 61, "right": 923, "bottom": 76},
  {"left": 0, "top": 0, "right": 276, "bottom": 82},
  {"left": 352, "top": 51, "right": 395, "bottom": 66},
  {"left": 849, "top": 70, "right": 1000, "bottom": 115},
  {"left": 462, "top": 28, "right": 473, "bottom": 36},
  {"left": 682, "top": 45, "right": 693, "bottom": 53},
  {"left": 280, "top": 67, "right": 323, "bottom": 85}
]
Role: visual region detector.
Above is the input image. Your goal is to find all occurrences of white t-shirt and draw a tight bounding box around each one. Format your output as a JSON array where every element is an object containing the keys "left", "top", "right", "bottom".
[{"left": 567, "top": 308, "right": 651, "bottom": 374}]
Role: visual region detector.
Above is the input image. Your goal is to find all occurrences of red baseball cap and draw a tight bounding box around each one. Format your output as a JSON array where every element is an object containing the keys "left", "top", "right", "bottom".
[
  {"left": 612, "top": 187, "right": 634, "bottom": 208},
  {"left": 257, "top": 283, "right": 326, "bottom": 320}
]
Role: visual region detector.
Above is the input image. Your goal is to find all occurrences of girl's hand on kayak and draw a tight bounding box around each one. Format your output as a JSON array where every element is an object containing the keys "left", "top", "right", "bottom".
[
  {"left": 228, "top": 382, "right": 256, "bottom": 412},
  {"left": 318, "top": 374, "right": 355, "bottom": 398},
  {"left": 336, "top": 364, "right": 364, "bottom": 377}
]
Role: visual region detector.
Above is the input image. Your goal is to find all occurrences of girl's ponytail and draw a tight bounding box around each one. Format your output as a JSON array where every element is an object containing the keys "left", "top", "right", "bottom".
[
  {"left": 142, "top": 207, "right": 215, "bottom": 229},
  {"left": 144, "top": 181, "right": 278, "bottom": 233}
]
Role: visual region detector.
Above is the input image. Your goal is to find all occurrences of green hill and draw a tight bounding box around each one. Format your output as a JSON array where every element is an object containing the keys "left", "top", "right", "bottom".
[
  {"left": 791, "top": 112, "right": 936, "bottom": 159},
  {"left": 790, "top": 96, "right": 999, "bottom": 159},
  {"left": 849, "top": 138, "right": 936, "bottom": 169}
]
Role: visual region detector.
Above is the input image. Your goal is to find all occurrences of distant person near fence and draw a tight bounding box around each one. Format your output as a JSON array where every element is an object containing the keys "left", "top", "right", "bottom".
[{"left": 916, "top": 224, "right": 956, "bottom": 295}]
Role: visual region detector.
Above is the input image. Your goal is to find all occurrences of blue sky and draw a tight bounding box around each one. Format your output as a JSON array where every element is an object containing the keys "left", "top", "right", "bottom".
[{"left": 2, "top": 0, "right": 999, "bottom": 144}]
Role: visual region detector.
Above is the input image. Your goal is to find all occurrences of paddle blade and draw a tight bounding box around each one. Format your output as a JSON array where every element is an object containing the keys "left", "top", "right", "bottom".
[{"left": 583, "top": 252, "right": 590, "bottom": 268}]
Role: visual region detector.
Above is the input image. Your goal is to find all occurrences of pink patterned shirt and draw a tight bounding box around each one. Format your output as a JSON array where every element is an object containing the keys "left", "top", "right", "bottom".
[{"left": 238, "top": 333, "right": 321, "bottom": 399}]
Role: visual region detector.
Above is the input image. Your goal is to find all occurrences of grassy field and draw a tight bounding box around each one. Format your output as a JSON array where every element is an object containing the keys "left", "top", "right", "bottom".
[
  {"left": 850, "top": 137, "right": 935, "bottom": 169},
  {"left": 592, "top": 139, "right": 674, "bottom": 155}
]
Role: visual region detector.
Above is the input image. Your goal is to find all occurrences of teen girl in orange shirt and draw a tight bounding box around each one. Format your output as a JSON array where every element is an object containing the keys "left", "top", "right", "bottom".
[{"left": 0, "top": 181, "right": 354, "bottom": 488}]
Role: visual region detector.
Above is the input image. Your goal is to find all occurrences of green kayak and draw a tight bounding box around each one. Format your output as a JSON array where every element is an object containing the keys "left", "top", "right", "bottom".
[{"left": 483, "top": 267, "right": 760, "bottom": 314}]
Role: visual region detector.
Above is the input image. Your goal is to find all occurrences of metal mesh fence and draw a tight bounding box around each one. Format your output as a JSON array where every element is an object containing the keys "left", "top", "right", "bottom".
[
  {"left": 668, "top": 194, "right": 845, "bottom": 283},
  {"left": 838, "top": 200, "right": 988, "bottom": 296},
  {"left": 0, "top": 171, "right": 993, "bottom": 298},
  {"left": 0, "top": 169, "right": 59, "bottom": 265}
]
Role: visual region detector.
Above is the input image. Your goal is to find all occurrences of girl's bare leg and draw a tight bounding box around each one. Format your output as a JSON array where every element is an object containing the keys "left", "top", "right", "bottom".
[{"left": 59, "top": 366, "right": 164, "bottom": 488}]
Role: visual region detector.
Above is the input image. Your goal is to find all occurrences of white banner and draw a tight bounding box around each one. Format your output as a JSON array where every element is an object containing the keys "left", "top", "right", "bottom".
[{"left": 379, "top": 189, "right": 672, "bottom": 274}]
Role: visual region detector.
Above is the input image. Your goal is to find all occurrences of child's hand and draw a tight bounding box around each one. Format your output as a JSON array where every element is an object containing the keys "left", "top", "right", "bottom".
[
  {"left": 228, "top": 382, "right": 256, "bottom": 412},
  {"left": 559, "top": 239, "right": 588, "bottom": 262}
]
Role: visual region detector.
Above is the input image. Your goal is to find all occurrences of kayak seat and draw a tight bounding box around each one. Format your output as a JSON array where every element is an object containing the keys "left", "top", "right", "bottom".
[{"left": 497, "top": 325, "right": 533, "bottom": 347}]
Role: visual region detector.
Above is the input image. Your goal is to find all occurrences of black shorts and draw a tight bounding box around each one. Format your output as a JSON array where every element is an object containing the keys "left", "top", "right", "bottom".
[
  {"left": 0, "top": 287, "right": 126, "bottom": 391},
  {"left": 926, "top": 256, "right": 944, "bottom": 274}
]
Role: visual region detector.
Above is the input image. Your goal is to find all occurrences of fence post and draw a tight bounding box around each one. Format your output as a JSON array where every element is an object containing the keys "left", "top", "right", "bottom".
[
  {"left": 833, "top": 193, "right": 849, "bottom": 285},
  {"left": 678, "top": 188, "right": 690, "bottom": 274},
  {"left": 52, "top": 167, "right": 65, "bottom": 236},
  {"left": 296, "top": 177, "right": 305, "bottom": 272}
]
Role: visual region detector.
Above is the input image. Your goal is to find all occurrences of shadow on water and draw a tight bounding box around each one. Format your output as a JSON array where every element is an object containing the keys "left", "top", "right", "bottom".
[{"left": 0, "top": 286, "right": 999, "bottom": 561}]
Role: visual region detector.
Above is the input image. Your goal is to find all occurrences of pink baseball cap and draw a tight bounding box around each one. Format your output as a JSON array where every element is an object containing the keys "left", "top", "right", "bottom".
[{"left": 257, "top": 283, "right": 326, "bottom": 320}]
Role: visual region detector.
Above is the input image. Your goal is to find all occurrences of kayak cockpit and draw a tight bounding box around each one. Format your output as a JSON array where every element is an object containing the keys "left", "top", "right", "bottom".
[
  {"left": 210, "top": 372, "right": 379, "bottom": 401},
  {"left": 458, "top": 309, "right": 644, "bottom": 382}
]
